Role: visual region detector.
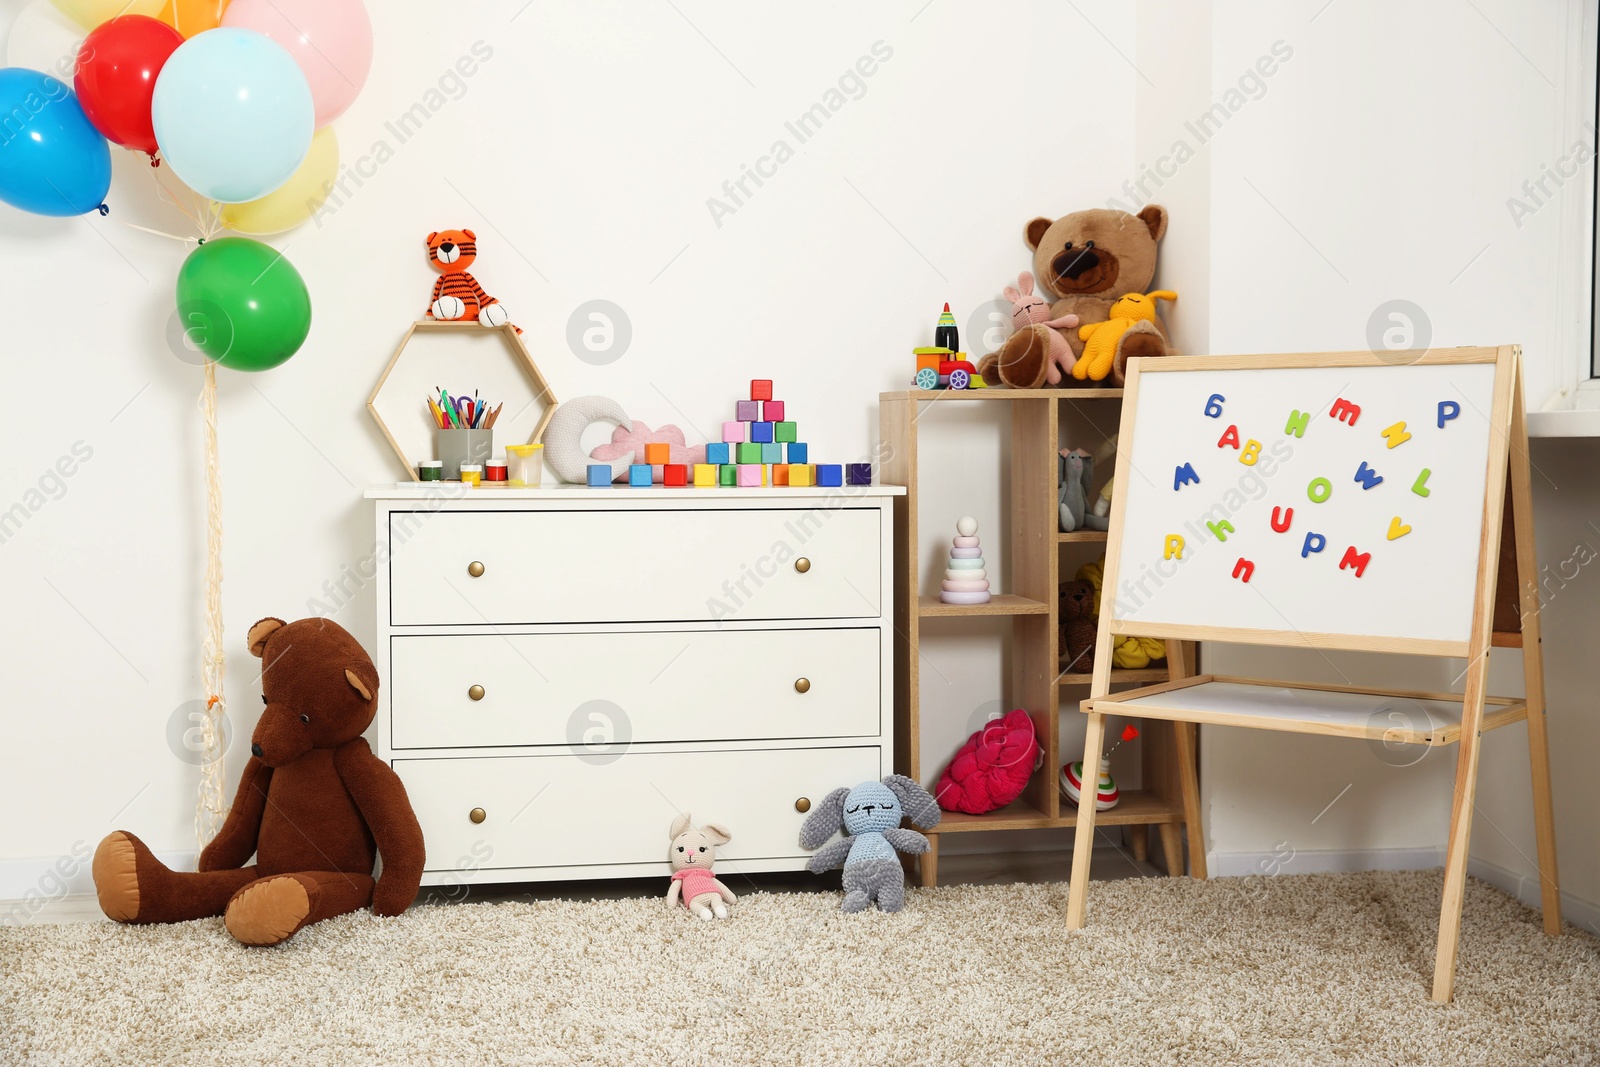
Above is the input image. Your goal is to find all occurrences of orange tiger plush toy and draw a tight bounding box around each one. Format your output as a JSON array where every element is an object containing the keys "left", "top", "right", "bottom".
[{"left": 425, "top": 229, "right": 517, "bottom": 330}]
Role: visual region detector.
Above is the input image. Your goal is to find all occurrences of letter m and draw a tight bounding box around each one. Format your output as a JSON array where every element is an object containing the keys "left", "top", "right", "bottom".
[
  {"left": 1173, "top": 462, "right": 1200, "bottom": 490},
  {"left": 1339, "top": 545, "right": 1371, "bottom": 577},
  {"left": 1330, "top": 398, "right": 1361, "bottom": 426}
]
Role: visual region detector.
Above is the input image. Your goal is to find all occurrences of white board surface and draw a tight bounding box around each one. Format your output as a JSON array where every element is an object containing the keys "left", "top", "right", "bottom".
[{"left": 1110, "top": 360, "right": 1499, "bottom": 646}]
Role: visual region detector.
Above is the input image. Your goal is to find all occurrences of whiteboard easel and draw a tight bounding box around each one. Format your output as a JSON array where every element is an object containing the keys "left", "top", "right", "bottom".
[{"left": 1065, "top": 347, "right": 1560, "bottom": 1004}]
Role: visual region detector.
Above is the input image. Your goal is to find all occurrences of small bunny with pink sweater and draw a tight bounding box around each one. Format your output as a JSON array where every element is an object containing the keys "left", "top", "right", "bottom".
[
  {"left": 1003, "top": 271, "right": 1081, "bottom": 386},
  {"left": 665, "top": 813, "right": 738, "bottom": 920}
]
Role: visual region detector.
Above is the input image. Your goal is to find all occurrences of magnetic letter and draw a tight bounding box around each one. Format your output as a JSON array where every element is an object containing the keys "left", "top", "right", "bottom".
[
  {"left": 1301, "top": 532, "right": 1326, "bottom": 558},
  {"left": 1232, "top": 558, "right": 1255, "bottom": 583},
  {"left": 1354, "top": 461, "right": 1383, "bottom": 489},
  {"left": 1204, "top": 393, "right": 1225, "bottom": 418},
  {"left": 1381, "top": 421, "right": 1412, "bottom": 449},
  {"left": 1307, "top": 477, "right": 1332, "bottom": 503},
  {"left": 1173, "top": 462, "right": 1201, "bottom": 490},
  {"left": 1218, "top": 425, "right": 1241, "bottom": 449},
  {"left": 1387, "top": 517, "right": 1412, "bottom": 540},
  {"left": 1240, "top": 440, "right": 1262, "bottom": 466},
  {"left": 1437, "top": 401, "right": 1460, "bottom": 429},
  {"left": 1330, "top": 398, "right": 1361, "bottom": 426},
  {"left": 1339, "top": 545, "right": 1371, "bottom": 577},
  {"left": 1164, "top": 534, "right": 1185, "bottom": 560},
  {"left": 1284, "top": 409, "right": 1310, "bottom": 438},
  {"left": 1270, "top": 506, "right": 1294, "bottom": 532},
  {"left": 1207, "top": 519, "right": 1236, "bottom": 542},
  {"left": 1412, "top": 468, "right": 1432, "bottom": 497}
]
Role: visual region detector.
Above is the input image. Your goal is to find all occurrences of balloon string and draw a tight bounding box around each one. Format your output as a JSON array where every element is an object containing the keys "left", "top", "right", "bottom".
[
  {"left": 120, "top": 222, "right": 200, "bottom": 244},
  {"left": 196, "top": 360, "right": 228, "bottom": 849}
]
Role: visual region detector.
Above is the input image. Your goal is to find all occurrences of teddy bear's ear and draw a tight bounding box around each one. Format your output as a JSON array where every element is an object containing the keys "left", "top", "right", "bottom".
[
  {"left": 1024, "top": 216, "right": 1054, "bottom": 251},
  {"left": 463, "top": 228, "right": 476, "bottom": 241},
  {"left": 1137, "top": 204, "right": 1168, "bottom": 242},
  {"left": 669, "top": 812, "right": 691, "bottom": 840},
  {"left": 345, "top": 666, "right": 377, "bottom": 702},
  {"left": 702, "top": 823, "right": 732, "bottom": 846},
  {"left": 246, "top": 617, "right": 286, "bottom": 658}
]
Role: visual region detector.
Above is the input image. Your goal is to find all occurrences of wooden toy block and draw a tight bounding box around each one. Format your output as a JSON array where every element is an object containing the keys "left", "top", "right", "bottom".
[
  {"left": 774, "top": 421, "right": 797, "bottom": 443},
  {"left": 706, "top": 442, "right": 730, "bottom": 465},
  {"left": 750, "top": 421, "right": 774, "bottom": 443},
  {"left": 789, "top": 464, "right": 813, "bottom": 487},
  {"left": 719, "top": 463, "right": 737, "bottom": 486},
  {"left": 816, "top": 464, "right": 843, "bottom": 487},
  {"left": 771, "top": 464, "right": 790, "bottom": 486},
  {"left": 693, "top": 463, "right": 717, "bottom": 487},
  {"left": 786, "top": 442, "right": 808, "bottom": 464},
  {"left": 750, "top": 379, "right": 773, "bottom": 401},
  {"left": 722, "top": 421, "right": 745, "bottom": 444},
  {"left": 663, "top": 464, "right": 688, "bottom": 487},
  {"left": 761, "top": 442, "right": 783, "bottom": 463},
  {"left": 643, "top": 442, "right": 671, "bottom": 465},
  {"left": 762, "top": 400, "right": 785, "bottom": 422},
  {"left": 846, "top": 463, "right": 871, "bottom": 485},
  {"left": 587, "top": 464, "right": 611, "bottom": 487},
  {"left": 736, "top": 442, "right": 762, "bottom": 464},
  {"left": 736, "top": 463, "right": 763, "bottom": 487},
  {"left": 736, "top": 400, "right": 761, "bottom": 421},
  {"left": 628, "top": 464, "right": 653, "bottom": 487}
]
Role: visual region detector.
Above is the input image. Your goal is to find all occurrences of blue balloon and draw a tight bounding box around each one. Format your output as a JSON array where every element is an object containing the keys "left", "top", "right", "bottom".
[
  {"left": 0, "top": 69, "right": 112, "bottom": 217},
  {"left": 151, "top": 28, "right": 313, "bottom": 204}
]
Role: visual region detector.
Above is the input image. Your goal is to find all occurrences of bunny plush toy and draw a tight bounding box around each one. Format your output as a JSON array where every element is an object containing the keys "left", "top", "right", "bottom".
[
  {"left": 666, "top": 813, "right": 738, "bottom": 920},
  {"left": 799, "top": 774, "right": 941, "bottom": 913},
  {"left": 1003, "top": 271, "right": 1081, "bottom": 387}
]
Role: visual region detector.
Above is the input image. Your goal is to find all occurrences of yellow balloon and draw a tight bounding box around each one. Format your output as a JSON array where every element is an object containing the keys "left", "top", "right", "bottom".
[
  {"left": 50, "top": 0, "right": 164, "bottom": 30},
  {"left": 157, "top": 0, "right": 227, "bottom": 37},
  {"left": 219, "top": 127, "right": 339, "bottom": 235}
]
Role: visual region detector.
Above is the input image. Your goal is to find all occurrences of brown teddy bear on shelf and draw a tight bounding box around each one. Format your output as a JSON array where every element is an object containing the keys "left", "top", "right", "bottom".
[
  {"left": 92, "top": 616, "right": 425, "bottom": 946},
  {"left": 1059, "top": 579, "right": 1098, "bottom": 673},
  {"left": 979, "top": 205, "right": 1173, "bottom": 390}
]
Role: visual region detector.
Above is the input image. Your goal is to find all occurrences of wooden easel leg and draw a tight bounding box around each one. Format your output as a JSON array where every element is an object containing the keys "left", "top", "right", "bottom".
[
  {"left": 1066, "top": 710, "right": 1107, "bottom": 929},
  {"left": 1174, "top": 721, "right": 1206, "bottom": 879},
  {"left": 920, "top": 832, "right": 940, "bottom": 888},
  {"left": 1507, "top": 382, "right": 1562, "bottom": 934},
  {"left": 1432, "top": 722, "right": 1484, "bottom": 1003}
]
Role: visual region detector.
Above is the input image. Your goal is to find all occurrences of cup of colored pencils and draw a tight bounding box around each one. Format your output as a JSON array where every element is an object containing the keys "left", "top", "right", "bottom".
[{"left": 432, "top": 388, "right": 502, "bottom": 480}]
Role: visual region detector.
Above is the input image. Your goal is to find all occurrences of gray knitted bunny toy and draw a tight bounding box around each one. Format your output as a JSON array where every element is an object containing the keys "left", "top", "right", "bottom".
[
  {"left": 799, "top": 774, "right": 941, "bottom": 913},
  {"left": 1059, "top": 449, "right": 1091, "bottom": 532}
]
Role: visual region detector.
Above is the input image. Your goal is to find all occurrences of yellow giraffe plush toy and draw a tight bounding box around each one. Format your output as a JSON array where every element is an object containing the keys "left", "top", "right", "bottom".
[{"left": 1073, "top": 290, "right": 1177, "bottom": 381}]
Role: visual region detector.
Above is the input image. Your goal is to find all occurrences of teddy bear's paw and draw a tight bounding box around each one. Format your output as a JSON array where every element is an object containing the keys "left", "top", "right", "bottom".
[
  {"left": 225, "top": 875, "right": 312, "bottom": 946},
  {"left": 431, "top": 296, "right": 467, "bottom": 321},
  {"left": 478, "top": 303, "right": 509, "bottom": 328},
  {"left": 841, "top": 890, "right": 872, "bottom": 914},
  {"left": 92, "top": 832, "right": 143, "bottom": 922}
]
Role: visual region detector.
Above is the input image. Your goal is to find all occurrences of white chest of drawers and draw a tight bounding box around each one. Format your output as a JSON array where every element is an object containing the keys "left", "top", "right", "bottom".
[{"left": 366, "top": 485, "right": 902, "bottom": 887}]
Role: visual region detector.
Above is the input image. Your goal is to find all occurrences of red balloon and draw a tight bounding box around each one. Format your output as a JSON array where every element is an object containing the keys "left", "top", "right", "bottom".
[{"left": 73, "top": 15, "right": 184, "bottom": 157}]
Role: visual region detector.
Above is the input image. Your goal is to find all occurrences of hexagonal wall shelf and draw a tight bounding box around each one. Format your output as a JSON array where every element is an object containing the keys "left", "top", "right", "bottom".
[{"left": 368, "top": 320, "right": 559, "bottom": 478}]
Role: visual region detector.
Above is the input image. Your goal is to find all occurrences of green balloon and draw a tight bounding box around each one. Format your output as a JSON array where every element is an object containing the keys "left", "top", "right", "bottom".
[{"left": 174, "top": 237, "right": 311, "bottom": 372}]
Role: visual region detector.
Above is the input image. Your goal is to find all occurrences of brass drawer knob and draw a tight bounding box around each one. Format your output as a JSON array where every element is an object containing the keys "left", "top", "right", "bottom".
[
  {"left": 469, "top": 807, "right": 487, "bottom": 824},
  {"left": 794, "top": 677, "right": 810, "bottom": 694},
  {"left": 794, "top": 557, "right": 811, "bottom": 574},
  {"left": 468, "top": 684, "right": 485, "bottom": 701},
  {"left": 794, "top": 797, "right": 811, "bottom": 813},
  {"left": 467, "top": 561, "right": 485, "bottom": 578}
]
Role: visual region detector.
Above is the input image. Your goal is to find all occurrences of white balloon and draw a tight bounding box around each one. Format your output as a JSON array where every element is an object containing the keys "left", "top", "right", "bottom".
[{"left": 4, "top": 0, "right": 82, "bottom": 78}]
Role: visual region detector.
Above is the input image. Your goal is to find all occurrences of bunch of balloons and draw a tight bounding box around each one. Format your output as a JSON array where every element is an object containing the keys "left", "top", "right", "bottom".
[{"left": 0, "top": 0, "right": 372, "bottom": 370}]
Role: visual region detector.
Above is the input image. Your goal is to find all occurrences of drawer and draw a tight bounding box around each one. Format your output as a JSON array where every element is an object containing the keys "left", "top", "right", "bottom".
[
  {"left": 389, "top": 628, "right": 880, "bottom": 749},
  {"left": 388, "top": 508, "right": 880, "bottom": 625},
  {"left": 396, "top": 746, "right": 881, "bottom": 872}
]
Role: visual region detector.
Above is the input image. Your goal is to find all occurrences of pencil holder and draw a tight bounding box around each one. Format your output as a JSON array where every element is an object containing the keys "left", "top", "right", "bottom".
[{"left": 437, "top": 428, "right": 493, "bottom": 480}]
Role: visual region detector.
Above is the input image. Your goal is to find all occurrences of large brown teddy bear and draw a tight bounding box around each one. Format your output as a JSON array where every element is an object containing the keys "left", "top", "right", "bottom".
[
  {"left": 979, "top": 205, "right": 1172, "bottom": 389},
  {"left": 92, "top": 616, "right": 425, "bottom": 946}
]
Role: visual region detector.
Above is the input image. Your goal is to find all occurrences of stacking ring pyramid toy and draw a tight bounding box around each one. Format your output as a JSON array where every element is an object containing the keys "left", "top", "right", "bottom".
[{"left": 939, "top": 516, "right": 992, "bottom": 605}]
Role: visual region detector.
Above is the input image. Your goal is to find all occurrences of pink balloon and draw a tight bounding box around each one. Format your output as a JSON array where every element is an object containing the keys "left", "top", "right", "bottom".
[{"left": 221, "top": 0, "right": 372, "bottom": 127}]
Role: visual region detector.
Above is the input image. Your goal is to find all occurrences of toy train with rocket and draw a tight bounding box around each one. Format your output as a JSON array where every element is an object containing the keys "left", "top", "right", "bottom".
[{"left": 912, "top": 303, "right": 984, "bottom": 390}]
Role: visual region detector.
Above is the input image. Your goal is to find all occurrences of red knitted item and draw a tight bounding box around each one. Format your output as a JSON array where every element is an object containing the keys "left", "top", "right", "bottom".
[{"left": 934, "top": 709, "right": 1040, "bottom": 815}]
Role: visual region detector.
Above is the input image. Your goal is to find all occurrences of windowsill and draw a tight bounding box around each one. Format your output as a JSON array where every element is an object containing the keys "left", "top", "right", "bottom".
[{"left": 1528, "top": 409, "right": 1600, "bottom": 437}]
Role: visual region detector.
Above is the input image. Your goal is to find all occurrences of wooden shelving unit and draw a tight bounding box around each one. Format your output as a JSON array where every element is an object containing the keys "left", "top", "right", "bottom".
[{"left": 880, "top": 386, "right": 1201, "bottom": 886}]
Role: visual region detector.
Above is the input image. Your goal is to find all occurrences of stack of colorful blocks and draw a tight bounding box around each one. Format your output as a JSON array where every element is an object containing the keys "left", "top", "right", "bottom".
[{"left": 595, "top": 380, "right": 874, "bottom": 489}]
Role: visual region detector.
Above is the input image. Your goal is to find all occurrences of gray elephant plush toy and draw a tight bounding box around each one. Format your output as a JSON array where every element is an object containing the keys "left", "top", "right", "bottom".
[{"left": 798, "top": 774, "right": 941, "bottom": 913}]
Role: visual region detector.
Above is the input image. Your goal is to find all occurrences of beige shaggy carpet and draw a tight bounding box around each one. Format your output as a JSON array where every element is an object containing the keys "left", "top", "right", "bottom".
[{"left": 2, "top": 870, "right": 1597, "bottom": 1066}]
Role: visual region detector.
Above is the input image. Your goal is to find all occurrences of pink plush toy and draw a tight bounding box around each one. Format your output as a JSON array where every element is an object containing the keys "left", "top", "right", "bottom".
[
  {"left": 1004, "top": 271, "right": 1080, "bottom": 386},
  {"left": 590, "top": 420, "right": 706, "bottom": 479}
]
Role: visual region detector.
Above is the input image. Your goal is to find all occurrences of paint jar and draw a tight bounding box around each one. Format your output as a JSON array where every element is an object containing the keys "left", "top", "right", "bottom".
[
  {"left": 459, "top": 464, "right": 483, "bottom": 487},
  {"left": 504, "top": 443, "right": 543, "bottom": 487},
  {"left": 417, "top": 460, "right": 443, "bottom": 482},
  {"left": 438, "top": 428, "right": 493, "bottom": 479},
  {"left": 485, "top": 460, "right": 508, "bottom": 483}
]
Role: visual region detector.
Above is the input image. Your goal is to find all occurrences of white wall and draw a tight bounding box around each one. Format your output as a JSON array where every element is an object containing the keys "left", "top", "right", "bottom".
[{"left": 0, "top": 0, "right": 1138, "bottom": 896}]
